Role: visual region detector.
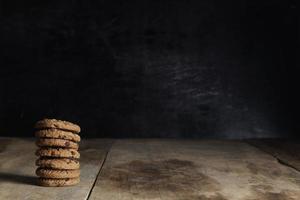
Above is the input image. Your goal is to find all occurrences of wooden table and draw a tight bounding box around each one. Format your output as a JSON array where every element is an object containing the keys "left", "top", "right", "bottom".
[{"left": 1, "top": 138, "right": 300, "bottom": 200}]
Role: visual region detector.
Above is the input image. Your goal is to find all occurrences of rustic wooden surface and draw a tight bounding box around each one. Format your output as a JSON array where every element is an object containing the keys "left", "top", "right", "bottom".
[
  {"left": 1, "top": 138, "right": 300, "bottom": 200},
  {"left": 90, "top": 139, "right": 300, "bottom": 200},
  {"left": 247, "top": 139, "right": 300, "bottom": 171},
  {"left": 0, "top": 137, "right": 113, "bottom": 200}
]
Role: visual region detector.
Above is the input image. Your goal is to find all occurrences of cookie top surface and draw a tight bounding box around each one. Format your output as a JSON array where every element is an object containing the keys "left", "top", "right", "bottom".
[
  {"left": 35, "top": 129, "right": 81, "bottom": 142},
  {"left": 35, "top": 119, "right": 81, "bottom": 133}
]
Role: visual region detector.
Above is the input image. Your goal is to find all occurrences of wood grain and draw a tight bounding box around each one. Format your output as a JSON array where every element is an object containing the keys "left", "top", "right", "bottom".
[{"left": 0, "top": 137, "right": 112, "bottom": 200}]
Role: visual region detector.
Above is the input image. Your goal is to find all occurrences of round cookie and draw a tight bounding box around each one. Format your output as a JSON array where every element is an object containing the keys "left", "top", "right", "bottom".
[
  {"left": 36, "top": 138, "right": 79, "bottom": 150},
  {"left": 35, "top": 129, "right": 80, "bottom": 142},
  {"left": 36, "top": 168, "right": 80, "bottom": 178},
  {"left": 37, "top": 177, "right": 80, "bottom": 187},
  {"left": 36, "top": 158, "right": 80, "bottom": 169},
  {"left": 35, "top": 119, "right": 81, "bottom": 133},
  {"left": 36, "top": 148, "right": 80, "bottom": 159}
]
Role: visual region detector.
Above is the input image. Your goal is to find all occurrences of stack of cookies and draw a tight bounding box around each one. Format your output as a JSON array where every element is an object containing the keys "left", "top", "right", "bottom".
[{"left": 34, "top": 119, "right": 81, "bottom": 187}]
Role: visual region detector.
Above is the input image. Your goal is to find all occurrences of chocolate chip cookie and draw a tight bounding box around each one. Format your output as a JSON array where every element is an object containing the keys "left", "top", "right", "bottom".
[
  {"left": 35, "top": 129, "right": 81, "bottom": 142},
  {"left": 36, "top": 138, "right": 79, "bottom": 150},
  {"left": 36, "top": 158, "right": 80, "bottom": 170},
  {"left": 35, "top": 119, "right": 81, "bottom": 133},
  {"left": 36, "top": 168, "right": 80, "bottom": 178},
  {"left": 36, "top": 148, "right": 80, "bottom": 159},
  {"left": 37, "top": 177, "right": 80, "bottom": 187}
]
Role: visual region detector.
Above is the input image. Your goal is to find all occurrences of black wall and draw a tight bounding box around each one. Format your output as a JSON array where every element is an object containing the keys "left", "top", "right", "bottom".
[{"left": 0, "top": 0, "right": 298, "bottom": 138}]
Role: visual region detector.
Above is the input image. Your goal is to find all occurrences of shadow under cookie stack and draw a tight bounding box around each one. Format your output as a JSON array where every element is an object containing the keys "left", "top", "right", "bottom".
[{"left": 34, "top": 119, "right": 81, "bottom": 187}]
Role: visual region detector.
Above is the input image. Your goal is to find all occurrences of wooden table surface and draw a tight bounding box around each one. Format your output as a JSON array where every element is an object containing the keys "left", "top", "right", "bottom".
[{"left": 1, "top": 138, "right": 300, "bottom": 200}]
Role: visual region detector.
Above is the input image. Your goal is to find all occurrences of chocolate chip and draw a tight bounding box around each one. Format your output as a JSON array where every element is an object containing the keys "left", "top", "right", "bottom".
[{"left": 65, "top": 141, "right": 70, "bottom": 147}]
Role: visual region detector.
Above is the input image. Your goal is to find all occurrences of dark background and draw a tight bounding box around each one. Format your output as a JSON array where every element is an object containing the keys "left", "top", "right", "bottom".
[{"left": 0, "top": 0, "right": 298, "bottom": 138}]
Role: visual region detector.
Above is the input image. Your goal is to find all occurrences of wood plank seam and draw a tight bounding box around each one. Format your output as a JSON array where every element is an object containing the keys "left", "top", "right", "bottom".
[
  {"left": 86, "top": 141, "right": 114, "bottom": 200},
  {"left": 277, "top": 159, "right": 300, "bottom": 172},
  {"left": 246, "top": 142, "right": 300, "bottom": 173}
]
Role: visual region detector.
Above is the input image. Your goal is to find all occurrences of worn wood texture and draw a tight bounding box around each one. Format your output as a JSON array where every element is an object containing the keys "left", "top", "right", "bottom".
[
  {"left": 90, "top": 139, "right": 300, "bottom": 200},
  {"left": 1, "top": 138, "right": 300, "bottom": 200},
  {"left": 0, "top": 137, "right": 112, "bottom": 200},
  {"left": 247, "top": 139, "right": 300, "bottom": 171}
]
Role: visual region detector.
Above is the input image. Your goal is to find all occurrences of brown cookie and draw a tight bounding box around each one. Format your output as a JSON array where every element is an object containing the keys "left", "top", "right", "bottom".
[
  {"left": 36, "top": 148, "right": 80, "bottom": 159},
  {"left": 36, "top": 138, "right": 79, "bottom": 150},
  {"left": 35, "top": 119, "right": 81, "bottom": 133},
  {"left": 35, "top": 129, "right": 81, "bottom": 142},
  {"left": 36, "top": 167, "right": 80, "bottom": 178},
  {"left": 37, "top": 177, "right": 80, "bottom": 187},
  {"left": 36, "top": 158, "right": 80, "bottom": 170}
]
